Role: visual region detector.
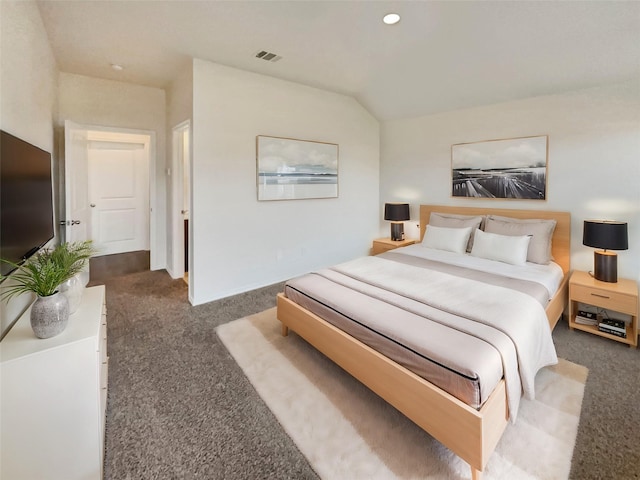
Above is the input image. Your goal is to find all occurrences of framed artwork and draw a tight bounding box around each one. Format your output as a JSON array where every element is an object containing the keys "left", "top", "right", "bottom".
[
  {"left": 451, "top": 135, "right": 548, "bottom": 200},
  {"left": 257, "top": 135, "right": 338, "bottom": 201}
]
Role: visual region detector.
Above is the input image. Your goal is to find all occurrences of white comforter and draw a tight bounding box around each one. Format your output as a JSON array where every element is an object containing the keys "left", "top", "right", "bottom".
[
  {"left": 331, "top": 255, "right": 559, "bottom": 421},
  {"left": 397, "top": 243, "right": 565, "bottom": 300}
]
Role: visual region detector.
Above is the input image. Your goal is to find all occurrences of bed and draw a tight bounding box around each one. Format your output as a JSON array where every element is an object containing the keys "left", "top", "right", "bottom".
[{"left": 276, "top": 205, "right": 571, "bottom": 480}]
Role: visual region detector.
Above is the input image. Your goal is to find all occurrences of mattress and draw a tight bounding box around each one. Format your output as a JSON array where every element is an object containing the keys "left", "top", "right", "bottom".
[{"left": 283, "top": 247, "right": 559, "bottom": 417}]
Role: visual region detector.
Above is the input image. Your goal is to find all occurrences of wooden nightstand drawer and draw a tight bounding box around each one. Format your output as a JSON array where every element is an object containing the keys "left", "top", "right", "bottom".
[
  {"left": 571, "top": 284, "right": 638, "bottom": 315},
  {"left": 569, "top": 270, "right": 639, "bottom": 348},
  {"left": 372, "top": 238, "right": 416, "bottom": 255},
  {"left": 373, "top": 243, "right": 395, "bottom": 254}
]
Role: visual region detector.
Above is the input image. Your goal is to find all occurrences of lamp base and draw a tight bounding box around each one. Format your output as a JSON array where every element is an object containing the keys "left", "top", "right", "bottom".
[
  {"left": 390, "top": 222, "right": 404, "bottom": 241},
  {"left": 594, "top": 250, "right": 618, "bottom": 283}
]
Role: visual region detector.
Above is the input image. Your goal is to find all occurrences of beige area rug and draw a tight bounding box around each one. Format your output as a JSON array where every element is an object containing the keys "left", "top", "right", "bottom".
[{"left": 217, "top": 308, "right": 588, "bottom": 480}]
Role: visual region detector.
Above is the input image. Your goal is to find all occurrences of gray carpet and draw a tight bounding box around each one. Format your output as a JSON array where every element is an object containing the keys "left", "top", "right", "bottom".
[
  {"left": 98, "top": 269, "right": 639, "bottom": 479},
  {"left": 99, "top": 271, "right": 317, "bottom": 479}
]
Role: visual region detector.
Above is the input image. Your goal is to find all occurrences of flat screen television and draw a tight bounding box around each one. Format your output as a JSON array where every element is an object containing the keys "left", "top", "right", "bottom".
[{"left": 0, "top": 130, "right": 55, "bottom": 277}]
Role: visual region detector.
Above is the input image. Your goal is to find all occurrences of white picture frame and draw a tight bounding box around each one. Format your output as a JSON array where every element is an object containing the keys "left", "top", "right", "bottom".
[
  {"left": 257, "top": 135, "right": 339, "bottom": 201},
  {"left": 451, "top": 135, "right": 548, "bottom": 200}
]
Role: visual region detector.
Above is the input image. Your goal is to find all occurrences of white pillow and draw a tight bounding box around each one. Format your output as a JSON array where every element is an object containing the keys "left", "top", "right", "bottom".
[
  {"left": 470, "top": 229, "right": 531, "bottom": 265},
  {"left": 428, "top": 212, "right": 484, "bottom": 252},
  {"left": 421, "top": 225, "right": 473, "bottom": 254}
]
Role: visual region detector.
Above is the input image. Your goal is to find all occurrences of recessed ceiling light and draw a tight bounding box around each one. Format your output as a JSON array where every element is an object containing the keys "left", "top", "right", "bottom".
[
  {"left": 383, "top": 13, "right": 400, "bottom": 25},
  {"left": 111, "top": 64, "right": 124, "bottom": 71}
]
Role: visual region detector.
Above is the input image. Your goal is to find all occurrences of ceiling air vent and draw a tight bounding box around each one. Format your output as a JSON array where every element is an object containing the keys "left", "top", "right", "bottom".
[{"left": 255, "top": 50, "right": 282, "bottom": 63}]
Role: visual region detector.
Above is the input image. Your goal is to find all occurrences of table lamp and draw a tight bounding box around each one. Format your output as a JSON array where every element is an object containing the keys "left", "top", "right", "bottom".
[
  {"left": 384, "top": 203, "right": 410, "bottom": 241},
  {"left": 583, "top": 220, "right": 628, "bottom": 283}
]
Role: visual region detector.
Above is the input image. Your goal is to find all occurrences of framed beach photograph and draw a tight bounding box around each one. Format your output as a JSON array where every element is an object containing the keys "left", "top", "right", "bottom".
[
  {"left": 451, "top": 135, "right": 548, "bottom": 200},
  {"left": 257, "top": 135, "right": 339, "bottom": 201}
]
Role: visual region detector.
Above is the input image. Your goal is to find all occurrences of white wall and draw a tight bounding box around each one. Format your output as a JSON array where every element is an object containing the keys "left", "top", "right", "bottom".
[
  {"left": 0, "top": 0, "right": 59, "bottom": 337},
  {"left": 191, "top": 59, "right": 379, "bottom": 304},
  {"left": 381, "top": 79, "right": 640, "bottom": 283},
  {"left": 57, "top": 73, "right": 168, "bottom": 269},
  {"left": 167, "top": 65, "right": 193, "bottom": 129}
]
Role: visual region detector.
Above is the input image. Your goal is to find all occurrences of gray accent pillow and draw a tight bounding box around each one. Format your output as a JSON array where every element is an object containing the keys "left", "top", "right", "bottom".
[
  {"left": 484, "top": 215, "right": 557, "bottom": 265},
  {"left": 429, "top": 212, "right": 484, "bottom": 252}
]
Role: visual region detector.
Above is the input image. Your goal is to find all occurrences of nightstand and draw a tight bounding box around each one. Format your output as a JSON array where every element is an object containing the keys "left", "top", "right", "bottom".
[
  {"left": 568, "top": 270, "right": 638, "bottom": 348},
  {"left": 371, "top": 238, "right": 417, "bottom": 255}
]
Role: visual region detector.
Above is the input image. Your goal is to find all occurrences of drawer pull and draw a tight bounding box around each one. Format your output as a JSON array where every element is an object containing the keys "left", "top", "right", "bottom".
[{"left": 590, "top": 293, "right": 610, "bottom": 299}]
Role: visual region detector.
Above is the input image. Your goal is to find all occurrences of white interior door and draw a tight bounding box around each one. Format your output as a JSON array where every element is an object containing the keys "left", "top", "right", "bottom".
[
  {"left": 88, "top": 142, "right": 149, "bottom": 256},
  {"left": 63, "top": 120, "right": 90, "bottom": 243}
]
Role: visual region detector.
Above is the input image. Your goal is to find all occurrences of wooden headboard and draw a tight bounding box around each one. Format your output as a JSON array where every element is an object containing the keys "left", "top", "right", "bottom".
[{"left": 419, "top": 205, "right": 571, "bottom": 274}]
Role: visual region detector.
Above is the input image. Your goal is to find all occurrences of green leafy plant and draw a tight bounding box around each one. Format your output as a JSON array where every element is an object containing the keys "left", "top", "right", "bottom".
[
  {"left": 51, "top": 240, "right": 95, "bottom": 277},
  {"left": 0, "top": 241, "right": 95, "bottom": 301}
]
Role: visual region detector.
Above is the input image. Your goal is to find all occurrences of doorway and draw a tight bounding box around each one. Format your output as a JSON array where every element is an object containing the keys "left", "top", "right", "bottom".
[
  {"left": 63, "top": 121, "right": 157, "bottom": 269},
  {"left": 170, "top": 121, "right": 191, "bottom": 284}
]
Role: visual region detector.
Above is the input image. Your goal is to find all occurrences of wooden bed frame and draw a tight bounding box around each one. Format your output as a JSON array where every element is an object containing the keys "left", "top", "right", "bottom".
[{"left": 276, "top": 205, "right": 571, "bottom": 480}]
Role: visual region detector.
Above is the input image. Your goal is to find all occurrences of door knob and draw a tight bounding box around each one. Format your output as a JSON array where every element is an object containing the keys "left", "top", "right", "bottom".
[
  {"left": 71, "top": 220, "right": 81, "bottom": 225},
  {"left": 90, "top": 204, "right": 96, "bottom": 208}
]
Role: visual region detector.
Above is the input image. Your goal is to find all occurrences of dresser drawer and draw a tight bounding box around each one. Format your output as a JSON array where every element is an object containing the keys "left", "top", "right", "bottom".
[
  {"left": 100, "top": 359, "right": 109, "bottom": 394},
  {"left": 571, "top": 284, "right": 638, "bottom": 315},
  {"left": 99, "top": 317, "right": 108, "bottom": 364}
]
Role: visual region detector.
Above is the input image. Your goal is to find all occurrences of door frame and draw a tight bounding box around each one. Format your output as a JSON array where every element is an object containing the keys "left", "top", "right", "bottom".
[
  {"left": 169, "top": 120, "right": 191, "bottom": 284},
  {"left": 63, "top": 122, "right": 159, "bottom": 269}
]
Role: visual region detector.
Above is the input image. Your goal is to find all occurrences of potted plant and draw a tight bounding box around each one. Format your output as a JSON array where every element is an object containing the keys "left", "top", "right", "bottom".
[{"left": 0, "top": 240, "right": 95, "bottom": 338}]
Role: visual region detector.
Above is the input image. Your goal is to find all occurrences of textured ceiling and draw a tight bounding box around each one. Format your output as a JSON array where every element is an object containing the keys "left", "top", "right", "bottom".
[{"left": 37, "top": 0, "right": 640, "bottom": 120}]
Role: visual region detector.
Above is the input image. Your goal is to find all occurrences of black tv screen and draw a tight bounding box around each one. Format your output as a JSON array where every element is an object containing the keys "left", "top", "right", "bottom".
[{"left": 0, "top": 130, "right": 55, "bottom": 276}]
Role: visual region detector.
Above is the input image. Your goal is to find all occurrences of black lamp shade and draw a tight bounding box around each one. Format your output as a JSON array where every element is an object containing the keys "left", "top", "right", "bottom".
[
  {"left": 384, "top": 203, "right": 410, "bottom": 241},
  {"left": 583, "top": 220, "right": 628, "bottom": 283},
  {"left": 583, "top": 221, "right": 628, "bottom": 250},
  {"left": 384, "top": 203, "right": 410, "bottom": 222}
]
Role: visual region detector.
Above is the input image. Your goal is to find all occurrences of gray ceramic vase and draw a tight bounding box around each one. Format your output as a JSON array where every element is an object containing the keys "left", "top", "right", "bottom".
[{"left": 30, "top": 292, "right": 70, "bottom": 339}]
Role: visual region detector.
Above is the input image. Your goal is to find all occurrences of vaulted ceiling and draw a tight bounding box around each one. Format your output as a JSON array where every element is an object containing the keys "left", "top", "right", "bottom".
[{"left": 37, "top": 0, "right": 640, "bottom": 120}]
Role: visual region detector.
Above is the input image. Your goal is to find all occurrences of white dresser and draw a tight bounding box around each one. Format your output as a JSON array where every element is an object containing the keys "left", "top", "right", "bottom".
[{"left": 1, "top": 285, "right": 108, "bottom": 480}]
